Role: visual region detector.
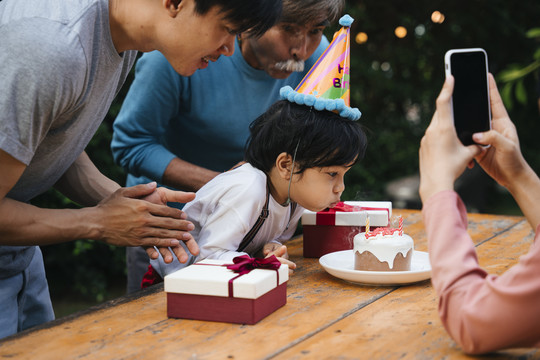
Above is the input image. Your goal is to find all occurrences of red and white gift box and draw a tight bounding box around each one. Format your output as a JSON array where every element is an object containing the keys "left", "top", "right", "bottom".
[
  {"left": 164, "top": 256, "right": 288, "bottom": 325},
  {"left": 301, "top": 201, "right": 392, "bottom": 258}
]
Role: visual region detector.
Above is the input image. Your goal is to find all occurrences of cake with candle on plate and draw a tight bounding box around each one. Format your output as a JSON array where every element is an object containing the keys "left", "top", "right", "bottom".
[{"left": 353, "top": 217, "right": 413, "bottom": 271}]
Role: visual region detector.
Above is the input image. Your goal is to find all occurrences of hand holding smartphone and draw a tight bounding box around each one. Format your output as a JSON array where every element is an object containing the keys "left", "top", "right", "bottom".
[{"left": 444, "top": 48, "right": 491, "bottom": 146}]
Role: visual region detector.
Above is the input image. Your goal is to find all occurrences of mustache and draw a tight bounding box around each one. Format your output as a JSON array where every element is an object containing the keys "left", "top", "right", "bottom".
[{"left": 274, "top": 59, "right": 305, "bottom": 72}]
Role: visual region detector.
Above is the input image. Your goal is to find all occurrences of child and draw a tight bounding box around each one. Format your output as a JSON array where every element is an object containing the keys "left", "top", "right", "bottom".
[{"left": 146, "top": 99, "right": 367, "bottom": 282}]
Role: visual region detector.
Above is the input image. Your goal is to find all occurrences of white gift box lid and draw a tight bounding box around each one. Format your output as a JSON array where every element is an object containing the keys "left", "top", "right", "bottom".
[
  {"left": 301, "top": 201, "right": 392, "bottom": 226},
  {"left": 164, "top": 259, "right": 288, "bottom": 300}
]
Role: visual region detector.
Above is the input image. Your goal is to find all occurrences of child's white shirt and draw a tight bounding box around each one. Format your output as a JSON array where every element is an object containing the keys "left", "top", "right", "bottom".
[{"left": 151, "top": 163, "right": 303, "bottom": 277}]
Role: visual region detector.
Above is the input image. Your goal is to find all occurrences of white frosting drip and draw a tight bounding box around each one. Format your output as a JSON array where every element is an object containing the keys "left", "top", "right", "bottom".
[{"left": 353, "top": 231, "right": 413, "bottom": 269}]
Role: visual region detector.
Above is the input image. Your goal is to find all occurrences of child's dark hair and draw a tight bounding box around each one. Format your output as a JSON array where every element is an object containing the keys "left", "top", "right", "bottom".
[{"left": 245, "top": 100, "right": 367, "bottom": 174}]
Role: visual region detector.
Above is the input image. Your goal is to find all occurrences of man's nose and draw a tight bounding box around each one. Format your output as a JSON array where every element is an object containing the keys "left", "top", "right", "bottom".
[
  {"left": 220, "top": 36, "right": 235, "bottom": 57},
  {"left": 290, "top": 34, "right": 308, "bottom": 60}
]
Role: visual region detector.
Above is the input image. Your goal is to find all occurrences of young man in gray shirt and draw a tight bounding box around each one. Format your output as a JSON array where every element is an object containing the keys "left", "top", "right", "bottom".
[{"left": 0, "top": 0, "right": 281, "bottom": 338}]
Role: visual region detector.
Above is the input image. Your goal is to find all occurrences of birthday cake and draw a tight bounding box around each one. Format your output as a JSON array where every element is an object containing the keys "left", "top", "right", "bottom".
[{"left": 353, "top": 224, "right": 413, "bottom": 272}]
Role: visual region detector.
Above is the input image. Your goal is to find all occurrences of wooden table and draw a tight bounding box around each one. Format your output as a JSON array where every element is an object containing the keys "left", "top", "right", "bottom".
[{"left": 1, "top": 209, "right": 539, "bottom": 359}]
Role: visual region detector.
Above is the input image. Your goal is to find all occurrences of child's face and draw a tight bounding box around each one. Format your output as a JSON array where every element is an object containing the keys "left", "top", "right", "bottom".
[{"left": 290, "top": 163, "right": 354, "bottom": 212}]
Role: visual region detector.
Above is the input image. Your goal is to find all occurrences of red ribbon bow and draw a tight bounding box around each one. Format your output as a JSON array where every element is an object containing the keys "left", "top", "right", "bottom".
[
  {"left": 223, "top": 255, "right": 282, "bottom": 297},
  {"left": 323, "top": 201, "right": 356, "bottom": 213},
  {"left": 316, "top": 202, "right": 390, "bottom": 226},
  {"left": 226, "top": 255, "right": 281, "bottom": 275}
]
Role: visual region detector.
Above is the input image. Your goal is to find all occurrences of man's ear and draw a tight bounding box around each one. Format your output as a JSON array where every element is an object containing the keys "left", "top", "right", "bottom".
[
  {"left": 276, "top": 152, "right": 293, "bottom": 180},
  {"left": 163, "top": 0, "right": 182, "bottom": 17}
]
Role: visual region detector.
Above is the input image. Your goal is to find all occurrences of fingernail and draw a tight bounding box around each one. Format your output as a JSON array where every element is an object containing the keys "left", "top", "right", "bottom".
[
  {"left": 147, "top": 181, "right": 157, "bottom": 188},
  {"left": 183, "top": 233, "right": 192, "bottom": 240},
  {"left": 170, "top": 239, "right": 180, "bottom": 246},
  {"left": 472, "top": 133, "right": 483, "bottom": 141}
]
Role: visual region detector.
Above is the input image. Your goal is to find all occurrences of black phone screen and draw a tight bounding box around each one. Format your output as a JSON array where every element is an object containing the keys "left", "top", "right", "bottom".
[{"left": 450, "top": 51, "right": 490, "bottom": 146}]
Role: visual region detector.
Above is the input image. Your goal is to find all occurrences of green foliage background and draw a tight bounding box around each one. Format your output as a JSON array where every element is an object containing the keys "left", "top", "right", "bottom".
[
  {"left": 35, "top": 0, "right": 540, "bottom": 310},
  {"left": 341, "top": 0, "right": 540, "bottom": 202}
]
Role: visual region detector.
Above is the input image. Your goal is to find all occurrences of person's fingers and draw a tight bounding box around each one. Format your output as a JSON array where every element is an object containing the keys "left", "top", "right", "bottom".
[
  {"left": 472, "top": 129, "right": 511, "bottom": 150},
  {"left": 145, "top": 246, "right": 160, "bottom": 260},
  {"left": 466, "top": 142, "right": 483, "bottom": 158},
  {"left": 140, "top": 229, "right": 197, "bottom": 255},
  {"left": 140, "top": 200, "right": 188, "bottom": 220},
  {"left": 275, "top": 245, "right": 287, "bottom": 258},
  {"left": 112, "top": 185, "right": 191, "bottom": 221},
  {"left": 488, "top": 73, "right": 510, "bottom": 120},
  {"left": 170, "top": 244, "right": 190, "bottom": 263},
  {"left": 158, "top": 188, "right": 196, "bottom": 205},
  {"left": 288, "top": 259, "right": 296, "bottom": 270},
  {"left": 277, "top": 257, "right": 296, "bottom": 270},
  {"left": 120, "top": 182, "right": 158, "bottom": 199},
  {"left": 266, "top": 245, "right": 287, "bottom": 258},
  {"left": 138, "top": 223, "right": 194, "bottom": 242},
  {"left": 433, "top": 76, "right": 455, "bottom": 126},
  {"left": 137, "top": 200, "right": 196, "bottom": 225},
  {"left": 473, "top": 145, "right": 489, "bottom": 162},
  {"left": 262, "top": 246, "right": 273, "bottom": 256},
  {"left": 181, "top": 237, "right": 199, "bottom": 257},
  {"left": 464, "top": 143, "right": 483, "bottom": 169},
  {"left": 144, "top": 241, "right": 196, "bottom": 264},
  {"left": 157, "top": 246, "right": 174, "bottom": 264}
]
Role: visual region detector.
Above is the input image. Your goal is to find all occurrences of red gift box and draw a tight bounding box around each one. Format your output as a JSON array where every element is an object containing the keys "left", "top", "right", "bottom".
[
  {"left": 301, "top": 201, "right": 392, "bottom": 258},
  {"left": 164, "top": 256, "right": 288, "bottom": 325}
]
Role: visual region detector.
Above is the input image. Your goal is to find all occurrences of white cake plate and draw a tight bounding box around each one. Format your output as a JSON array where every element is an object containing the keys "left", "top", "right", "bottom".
[{"left": 319, "top": 250, "right": 431, "bottom": 286}]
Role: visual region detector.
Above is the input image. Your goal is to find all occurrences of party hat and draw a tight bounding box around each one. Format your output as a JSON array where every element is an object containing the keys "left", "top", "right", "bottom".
[{"left": 280, "top": 14, "right": 361, "bottom": 121}]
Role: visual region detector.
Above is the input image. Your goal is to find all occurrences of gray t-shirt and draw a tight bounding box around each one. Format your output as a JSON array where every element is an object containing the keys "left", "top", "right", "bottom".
[{"left": 0, "top": 0, "right": 138, "bottom": 277}]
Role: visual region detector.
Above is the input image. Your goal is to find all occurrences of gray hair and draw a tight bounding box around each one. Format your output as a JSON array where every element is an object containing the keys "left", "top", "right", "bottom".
[{"left": 280, "top": 0, "right": 345, "bottom": 25}]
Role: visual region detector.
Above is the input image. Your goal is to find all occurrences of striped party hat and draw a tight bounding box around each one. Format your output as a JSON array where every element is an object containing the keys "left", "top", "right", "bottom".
[{"left": 280, "top": 14, "right": 361, "bottom": 121}]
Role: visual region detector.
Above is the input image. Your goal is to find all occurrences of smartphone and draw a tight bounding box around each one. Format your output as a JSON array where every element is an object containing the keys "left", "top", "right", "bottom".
[{"left": 444, "top": 48, "right": 491, "bottom": 146}]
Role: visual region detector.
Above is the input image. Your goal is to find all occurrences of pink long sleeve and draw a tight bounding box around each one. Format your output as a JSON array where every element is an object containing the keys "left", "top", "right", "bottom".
[{"left": 422, "top": 190, "right": 540, "bottom": 354}]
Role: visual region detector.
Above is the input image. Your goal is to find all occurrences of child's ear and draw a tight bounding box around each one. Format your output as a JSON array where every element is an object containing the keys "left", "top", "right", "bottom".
[
  {"left": 275, "top": 152, "right": 293, "bottom": 180},
  {"left": 163, "top": 0, "right": 182, "bottom": 17}
]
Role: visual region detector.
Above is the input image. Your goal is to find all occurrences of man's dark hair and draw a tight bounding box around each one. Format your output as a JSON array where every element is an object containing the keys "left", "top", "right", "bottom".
[
  {"left": 280, "top": 0, "right": 344, "bottom": 26},
  {"left": 191, "top": 0, "right": 282, "bottom": 38},
  {"left": 245, "top": 100, "right": 367, "bottom": 174}
]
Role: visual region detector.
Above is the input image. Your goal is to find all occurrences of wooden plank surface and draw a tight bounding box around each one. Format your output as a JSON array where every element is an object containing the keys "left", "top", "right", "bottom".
[
  {"left": 274, "top": 215, "right": 537, "bottom": 360},
  {"left": 0, "top": 210, "right": 536, "bottom": 360}
]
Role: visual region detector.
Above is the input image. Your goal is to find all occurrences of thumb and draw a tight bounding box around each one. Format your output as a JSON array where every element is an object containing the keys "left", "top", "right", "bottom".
[
  {"left": 465, "top": 142, "right": 483, "bottom": 158},
  {"left": 158, "top": 188, "right": 196, "bottom": 204},
  {"left": 263, "top": 243, "right": 277, "bottom": 255},
  {"left": 121, "top": 182, "right": 157, "bottom": 199},
  {"left": 472, "top": 130, "right": 506, "bottom": 149},
  {"left": 274, "top": 245, "right": 287, "bottom": 258}
]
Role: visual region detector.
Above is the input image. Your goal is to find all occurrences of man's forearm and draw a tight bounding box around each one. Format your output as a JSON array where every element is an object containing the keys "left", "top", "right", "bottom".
[
  {"left": 0, "top": 197, "right": 99, "bottom": 245},
  {"left": 162, "top": 157, "right": 219, "bottom": 192},
  {"left": 54, "top": 151, "right": 120, "bottom": 206}
]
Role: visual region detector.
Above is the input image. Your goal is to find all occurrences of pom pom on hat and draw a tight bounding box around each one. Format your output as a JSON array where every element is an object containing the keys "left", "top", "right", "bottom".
[{"left": 339, "top": 14, "right": 354, "bottom": 27}]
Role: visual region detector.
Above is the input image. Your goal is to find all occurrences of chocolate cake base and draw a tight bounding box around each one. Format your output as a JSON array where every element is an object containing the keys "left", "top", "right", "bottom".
[{"left": 354, "top": 249, "right": 412, "bottom": 271}]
